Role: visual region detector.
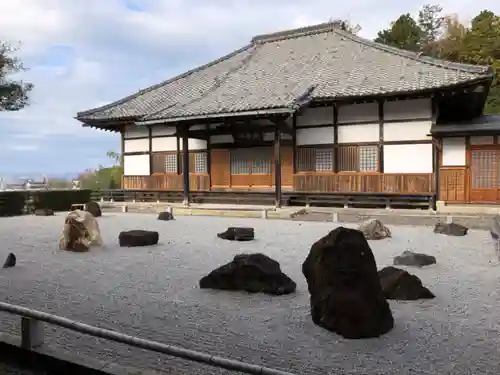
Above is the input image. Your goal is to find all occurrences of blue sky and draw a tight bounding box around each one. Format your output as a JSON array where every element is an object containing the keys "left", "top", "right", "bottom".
[{"left": 0, "top": 0, "right": 498, "bottom": 176}]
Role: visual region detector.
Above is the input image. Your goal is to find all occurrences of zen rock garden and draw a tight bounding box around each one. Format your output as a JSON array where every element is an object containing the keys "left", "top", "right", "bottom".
[{"left": 46, "top": 207, "right": 500, "bottom": 341}]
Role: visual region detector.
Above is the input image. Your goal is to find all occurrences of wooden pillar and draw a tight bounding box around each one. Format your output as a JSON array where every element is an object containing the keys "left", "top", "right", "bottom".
[
  {"left": 176, "top": 130, "right": 181, "bottom": 175},
  {"left": 120, "top": 126, "right": 125, "bottom": 168},
  {"left": 431, "top": 96, "right": 439, "bottom": 204},
  {"left": 292, "top": 114, "right": 297, "bottom": 174},
  {"left": 333, "top": 104, "right": 339, "bottom": 173},
  {"left": 148, "top": 126, "right": 153, "bottom": 176},
  {"left": 274, "top": 124, "right": 282, "bottom": 208},
  {"left": 206, "top": 124, "right": 212, "bottom": 190},
  {"left": 182, "top": 131, "right": 190, "bottom": 206},
  {"left": 378, "top": 100, "right": 384, "bottom": 173}
]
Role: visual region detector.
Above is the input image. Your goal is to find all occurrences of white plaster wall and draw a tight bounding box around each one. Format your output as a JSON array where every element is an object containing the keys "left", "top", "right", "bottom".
[
  {"left": 338, "top": 102, "right": 378, "bottom": 124},
  {"left": 152, "top": 137, "right": 177, "bottom": 152},
  {"left": 124, "top": 124, "right": 149, "bottom": 138},
  {"left": 383, "top": 121, "right": 431, "bottom": 141},
  {"left": 281, "top": 132, "right": 292, "bottom": 140},
  {"left": 124, "top": 154, "right": 150, "bottom": 176},
  {"left": 296, "top": 107, "right": 333, "bottom": 126},
  {"left": 296, "top": 127, "right": 334, "bottom": 145},
  {"left": 180, "top": 139, "right": 207, "bottom": 151},
  {"left": 384, "top": 144, "right": 433, "bottom": 173},
  {"left": 337, "top": 123, "right": 379, "bottom": 143},
  {"left": 210, "top": 135, "right": 234, "bottom": 144},
  {"left": 151, "top": 126, "right": 176, "bottom": 137},
  {"left": 470, "top": 136, "right": 494, "bottom": 145},
  {"left": 124, "top": 138, "right": 149, "bottom": 153},
  {"left": 384, "top": 98, "right": 431, "bottom": 120},
  {"left": 442, "top": 137, "right": 466, "bottom": 166}
]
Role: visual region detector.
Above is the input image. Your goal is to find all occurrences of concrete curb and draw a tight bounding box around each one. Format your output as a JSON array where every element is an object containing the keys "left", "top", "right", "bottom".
[{"left": 0, "top": 333, "right": 166, "bottom": 375}]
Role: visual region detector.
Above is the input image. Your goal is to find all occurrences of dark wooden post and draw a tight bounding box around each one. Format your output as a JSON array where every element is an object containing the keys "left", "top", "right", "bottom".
[
  {"left": 176, "top": 128, "right": 181, "bottom": 175},
  {"left": 182, "top": 130, "right": 190, "bottom": 206},
  {"left": 292, "top": 113, "right": 297, "bottom": 174},
  {"left": 148, "top": 126, "right": 153, "bottom": 176},
  {"left": 378, "top": 100, "right": 384, "bottom": 173},
  {"left": 274, "top": 124, "right": 282, "bottom": 208},
  {"left": 333, "top": 104, "right": 339, "bottom": 173},
  {"left": 432, "top": 95, "right": 439, "bottom": 206},
  {"left": 206, "top": 124, "right": 212, "bottom": 190}
]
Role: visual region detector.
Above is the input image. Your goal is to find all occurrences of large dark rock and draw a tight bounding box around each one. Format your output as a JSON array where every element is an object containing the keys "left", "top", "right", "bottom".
[
  {"left": 34, "top": 208, "right": 54, "bottom": 216},
  {"left": 357, "top": 219, "right": 392, "bottom": 240},
  {"left": 86, "top": 201, "right": 102, "bottom": 217},
  {"left": 302, "top": 227, "right": 394, "bottom": 339},
  {"left": 200, "top": 253, "right": 296, "bottom": 295},
  {"left": 378, "top": 266, "right": 435, "bottom": 300},
  {"left": 157, "top": 211, "right": 174, "bottom": 221},
  {"left": 217, "top": 227, "right": 254, "bottom": 241},
  {"left": 3, "top": 253, "right": 16, "bottom": 268},
  {"left": 434, "top": 222, "right": 468, "bottom": 236},
  {"left": 393, "top": 250, "right": 436, "bottom": 267},
  {"left": 119, "top": 230, "right": 159, "bottom": 247}
]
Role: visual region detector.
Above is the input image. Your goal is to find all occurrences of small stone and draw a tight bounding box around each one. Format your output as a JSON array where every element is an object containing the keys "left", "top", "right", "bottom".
[
  {"left": 357, "top": 219, "right": 391, "bottom": 240},
  {"left": 2, "top": 253, "right": 16, "bottom": 268},
  {"left": 119, "top": 230, "right": 159, "bottom": 247},
  {"left": 158, "top": 211, "right": 174, "bottom": 221},
  {"left": 434, "top": 222, "right": 468, "bottom": 236},
  {"left": 394, "top": 251, "right": 436, "bottom": 267},
  {"left": 379, "top": 266, "right": 435, "bottom": 300},
  {"left": 217, "top": 227, "right": 254, "bottom": 241}
]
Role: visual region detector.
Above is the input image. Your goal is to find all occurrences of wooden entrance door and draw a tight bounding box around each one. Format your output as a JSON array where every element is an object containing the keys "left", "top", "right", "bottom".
[{"left": 470, "top": 146, "right": 500, "bottom": 202}]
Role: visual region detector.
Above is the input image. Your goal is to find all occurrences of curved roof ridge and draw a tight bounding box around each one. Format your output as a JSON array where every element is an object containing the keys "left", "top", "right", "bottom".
[{"left": 76, "top": 43, "right": 254, "bottom": 118}]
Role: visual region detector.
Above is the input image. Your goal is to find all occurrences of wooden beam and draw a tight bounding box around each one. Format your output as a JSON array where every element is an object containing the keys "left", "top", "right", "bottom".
[
  {"left": 120, "top": 126, "right": 125, "bottom": 168},
  {"left": 378, "top": 100, "right": 384, "bottom": 173}
]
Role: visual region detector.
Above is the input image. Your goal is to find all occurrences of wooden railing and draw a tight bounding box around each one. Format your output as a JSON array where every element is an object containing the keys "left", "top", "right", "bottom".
[
  {"left": 293, "top": 173, "right": 435, "bottom": 194},
  {"left": 123, "top": 174, "right": 210, "bottom": 191},
  {"left": 439, "top": 167, "right": 467, "bottom": 202}
]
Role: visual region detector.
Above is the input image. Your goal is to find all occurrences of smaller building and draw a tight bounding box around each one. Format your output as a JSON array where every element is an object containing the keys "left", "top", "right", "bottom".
[{"left": 76, "top": 22, "right": 495, "bottom": 207}]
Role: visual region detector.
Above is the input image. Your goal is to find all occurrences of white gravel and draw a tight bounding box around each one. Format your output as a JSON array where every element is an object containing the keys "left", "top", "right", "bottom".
[{"left": 0, "top": 213, "right": 499, "bottom": 375}]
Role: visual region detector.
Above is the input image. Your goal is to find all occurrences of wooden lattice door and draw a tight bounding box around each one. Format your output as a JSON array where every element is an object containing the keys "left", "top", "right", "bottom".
[{"left": 470, "top": 147, "right": 500, "bottom": 202}]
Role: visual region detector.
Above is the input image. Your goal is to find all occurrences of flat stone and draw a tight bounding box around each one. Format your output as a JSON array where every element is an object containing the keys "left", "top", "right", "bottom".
[
  {"left": 119, "top": 230, "right": 159, "bottom": 247},
  {"left": 434, "top": 222, "right": 468, "bottom": 236},
  {"left": 200, "top": 253, "right": 296, "bottom": 295},
  {"left": 393, "top": 250, "right": 436, "bottom": 267},
  {"left": 217, "top": 227, "right": 254, "bottom": 241}
]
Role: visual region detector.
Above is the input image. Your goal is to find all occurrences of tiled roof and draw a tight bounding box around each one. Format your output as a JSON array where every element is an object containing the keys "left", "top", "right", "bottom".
[{"left": 77, "top": 22, "right": 494, "bottom": 123}]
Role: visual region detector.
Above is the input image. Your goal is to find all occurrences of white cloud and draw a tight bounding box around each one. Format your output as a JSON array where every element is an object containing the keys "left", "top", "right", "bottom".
[{"left": 0, "top": 0, "right": 498, "bottom": 174}]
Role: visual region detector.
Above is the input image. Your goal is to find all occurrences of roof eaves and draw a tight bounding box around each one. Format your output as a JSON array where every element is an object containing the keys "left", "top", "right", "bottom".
[
  {"left": 76, "top": 43, "right": 255, "bottom": 119},
  {"left": 136, "top": 107, "right": 295, "bottom": 126}
]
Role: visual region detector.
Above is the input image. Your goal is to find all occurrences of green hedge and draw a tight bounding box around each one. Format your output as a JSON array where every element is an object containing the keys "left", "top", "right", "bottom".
[
  {"left": 0, "top": 191, "right": 27, "bottom": 216},
  {"left": 31, "top": 190, "right": 93, "bottom": 212}
]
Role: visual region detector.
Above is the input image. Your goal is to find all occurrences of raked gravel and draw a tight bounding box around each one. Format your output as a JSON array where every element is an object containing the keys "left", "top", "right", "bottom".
[{"left": 0, "top": 213, "right": 499, "bottom": 375}]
